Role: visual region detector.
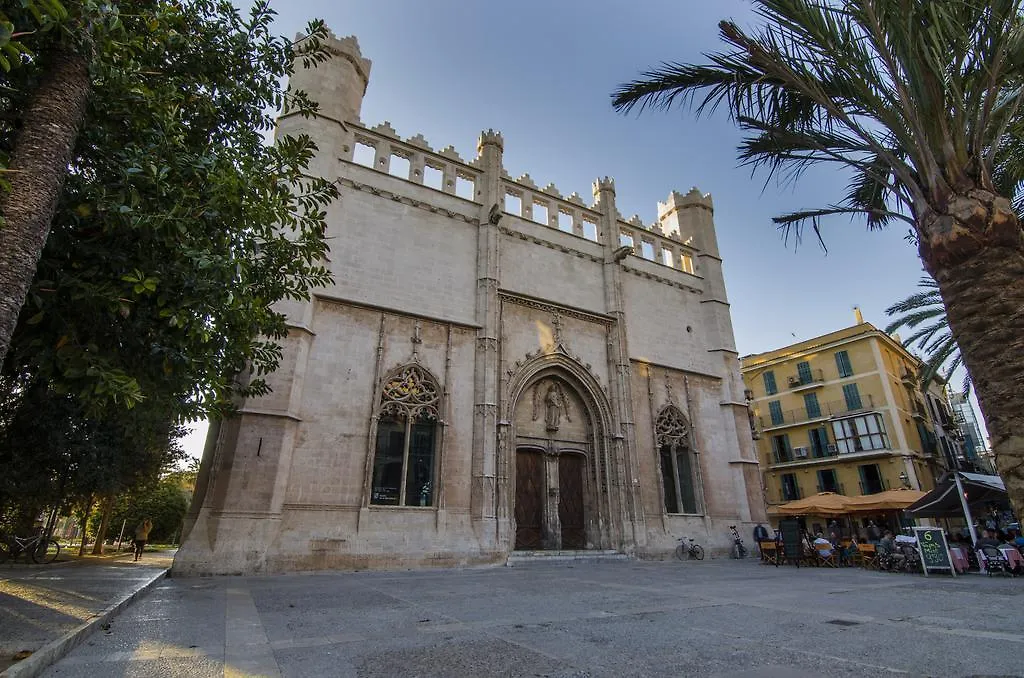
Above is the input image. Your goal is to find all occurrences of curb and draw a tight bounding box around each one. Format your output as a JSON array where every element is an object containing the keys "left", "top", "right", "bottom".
[{"left": 0, "top": 569, "right": 168, "bottom": 678}]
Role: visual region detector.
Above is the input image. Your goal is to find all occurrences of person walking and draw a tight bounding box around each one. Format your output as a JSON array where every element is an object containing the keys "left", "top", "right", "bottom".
[{"left": 133, "top": 519, "right": 153, "bottom": 562}]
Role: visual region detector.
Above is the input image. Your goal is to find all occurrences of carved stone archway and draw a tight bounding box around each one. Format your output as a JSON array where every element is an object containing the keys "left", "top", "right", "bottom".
[{"left": 501, "top": 352, "right": 620, "bottom": 552}]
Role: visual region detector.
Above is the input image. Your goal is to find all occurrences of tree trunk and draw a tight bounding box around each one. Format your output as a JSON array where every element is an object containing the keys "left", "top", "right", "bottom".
[
  {"left": 0, "top": 44, "right": 91, "bottom": 367},
  {"left": 921, "top": 189, "right": 1024, "bottom": 522},
  {"left": 91, "top": 496, "right": 114, "bottom": 555},
  {"left": 77, "top": 495, "right": 94, "bottom": 557}
]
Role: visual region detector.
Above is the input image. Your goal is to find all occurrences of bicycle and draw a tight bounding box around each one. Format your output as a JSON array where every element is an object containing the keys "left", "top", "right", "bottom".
[
  {"left": 675, "top": 537, "right": 705, "bottom": 561},
  {"left": 729, "top": 525, "right": 747, "bottom": 559},
  {"left": 0, "top": 532, "right": 61, "bottom": 564}
]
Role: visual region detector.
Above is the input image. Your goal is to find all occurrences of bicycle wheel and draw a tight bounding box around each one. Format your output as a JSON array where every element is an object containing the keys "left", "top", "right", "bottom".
[
  {"left": 0, "top": 539, "right": 10, "bottom": 564},
  {"left": 674, "top": 544, "right": 687, "bottom": 561},
  {"left": 32, "top": 539, "right": 60, "bottom": 564},
  {"left": 691, "top": 545, "right": 705, "bottom": 560}
]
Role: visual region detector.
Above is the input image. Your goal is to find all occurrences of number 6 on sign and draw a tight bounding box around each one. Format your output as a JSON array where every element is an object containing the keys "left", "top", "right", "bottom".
[{"left": 912, "top": 527, "right": 956, "bottom": 577}]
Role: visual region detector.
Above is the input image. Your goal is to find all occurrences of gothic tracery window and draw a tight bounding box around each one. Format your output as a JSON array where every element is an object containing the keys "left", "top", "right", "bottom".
[
  {"left": 371, "top": 365, "right": 440, "bottom": 507},
  {"left": 656, "top": 405, "right": 700, "bottom": 514}
]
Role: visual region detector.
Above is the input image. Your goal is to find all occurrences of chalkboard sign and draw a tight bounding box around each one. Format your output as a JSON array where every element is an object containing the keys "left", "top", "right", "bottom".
[
  {"left": 912, "top": 527, "right": 956, "bottom": 577},
  {"left": 779, "top": 519, "right": 803, "bottom": 567}
]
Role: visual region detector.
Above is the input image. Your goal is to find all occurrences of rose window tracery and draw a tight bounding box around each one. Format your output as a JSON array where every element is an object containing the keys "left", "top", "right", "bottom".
[{"left": 379, "top": 364, "right": 440, "bottom": 421}]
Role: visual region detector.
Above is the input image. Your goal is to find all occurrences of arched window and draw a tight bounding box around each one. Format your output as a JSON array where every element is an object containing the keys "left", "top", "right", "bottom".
[
  {"left": 656, "top": 406, "right": 700, "bottom": 514},
  {"left": 371, "top": 365, "right": 440, "bottom": 507}
]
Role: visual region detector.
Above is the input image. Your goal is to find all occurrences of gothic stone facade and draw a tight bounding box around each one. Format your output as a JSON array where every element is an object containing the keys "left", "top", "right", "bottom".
[{"left": 174, "top": 34, "right": 766, "bottom": 575}]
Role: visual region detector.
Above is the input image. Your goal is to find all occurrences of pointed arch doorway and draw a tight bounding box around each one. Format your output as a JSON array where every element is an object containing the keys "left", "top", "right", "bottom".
[{"left": 512, "top": 375, "right": 593, "bottom": 551}]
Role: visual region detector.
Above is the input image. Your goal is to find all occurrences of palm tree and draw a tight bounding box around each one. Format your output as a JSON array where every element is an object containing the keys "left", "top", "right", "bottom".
[
  {"left": 885, "top": 277, "right": 972, "bottom": 398},
  {"left": 611, "top": 0, "right": 1024, "bottom": 516}
]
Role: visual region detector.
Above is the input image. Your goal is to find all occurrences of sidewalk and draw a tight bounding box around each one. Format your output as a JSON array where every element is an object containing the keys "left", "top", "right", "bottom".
[{"left": 0, "top": 549, "right": 171, "bottom": 676}]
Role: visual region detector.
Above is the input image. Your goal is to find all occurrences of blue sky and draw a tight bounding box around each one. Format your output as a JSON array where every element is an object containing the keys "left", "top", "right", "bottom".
[{"left": 180, "top": 0, "right": 973, "bottom": 459}]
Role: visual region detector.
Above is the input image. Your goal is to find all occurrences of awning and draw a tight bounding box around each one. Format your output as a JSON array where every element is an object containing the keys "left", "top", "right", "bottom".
[
  {"left": 905, "top": 471, "right": 1008, "bottom": 518},
  {"left": 843, "top": 488, "right": 927, "bottom": 512},
  {"left": 767, "top": 492, "right": 850, "bottom": 517}
]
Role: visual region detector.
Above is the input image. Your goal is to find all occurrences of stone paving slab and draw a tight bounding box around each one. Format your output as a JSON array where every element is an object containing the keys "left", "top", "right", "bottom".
[
  {"left": 41, "top": 559, "right": 1024, "bottom": 677},
  {"left": 0, "top": 552, "right": 170, "bottom": 675}
]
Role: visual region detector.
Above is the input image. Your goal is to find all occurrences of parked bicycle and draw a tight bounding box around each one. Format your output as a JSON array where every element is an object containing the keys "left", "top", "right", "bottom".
[
  {"left": 729, "top": 525, "right": 747, "bottom": 559},
  {"left": 0, "top": 532, "right": 61, "bottom": 564},
  {"left": 675, "top": 537, "right": 705, "bottom": 561}
]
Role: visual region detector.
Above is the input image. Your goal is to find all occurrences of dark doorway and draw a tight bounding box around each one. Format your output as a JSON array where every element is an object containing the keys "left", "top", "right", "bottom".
[
  {"left": 514, "top": 450, "right": 544, "bottom": 550},
  {"left": 558, "top": 453, "right": 586, "bottom": 549}
]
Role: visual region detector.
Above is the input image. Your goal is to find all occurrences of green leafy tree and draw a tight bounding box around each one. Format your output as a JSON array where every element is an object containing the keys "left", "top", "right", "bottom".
[
  {"left": 612, "top": 0, "right": 1024, "bottom": 517},
  {"left": 106, "top": 475, "right": 191, "bottom": 544},
  {"left": 1, "top": 1, "right": 335, "bottom": 419},
  {"left": 885, "top": 276, "right": 972, "bottom": 397}
]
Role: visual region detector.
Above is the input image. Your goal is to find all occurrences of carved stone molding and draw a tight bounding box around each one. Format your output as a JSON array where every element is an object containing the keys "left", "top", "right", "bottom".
[{"left": 498, "top": 292, "right": 613, "bottom": 326}]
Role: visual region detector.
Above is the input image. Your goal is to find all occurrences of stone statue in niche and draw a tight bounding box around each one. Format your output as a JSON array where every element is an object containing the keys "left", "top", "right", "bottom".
[{"left": 533, "top": 380, "right": 571, "bottom": 432}]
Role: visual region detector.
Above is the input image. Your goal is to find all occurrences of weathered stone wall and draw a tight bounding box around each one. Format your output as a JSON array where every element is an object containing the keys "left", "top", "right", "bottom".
[{"left": 174, "top": 31, "right": 764, "bottom": 576}]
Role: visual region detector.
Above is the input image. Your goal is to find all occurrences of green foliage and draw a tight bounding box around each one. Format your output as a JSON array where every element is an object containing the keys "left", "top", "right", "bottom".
[
  {"left": 0, "top": 378, "right": 185, "bottom": 522},
  {"left": 611, "top": 0, "right": 1024, "bottom": 247},
  {"left": 885, "top": 277, "right": 972, "bottom": 397},
  {"left": 2, "top": 1, "right": 336, "bottom": 419},
  {"left": 103, "top": 475, "right": 190, "bottom": 544},
  {"left": 0, "top": 0, "right": 68, "bottom": 72}
]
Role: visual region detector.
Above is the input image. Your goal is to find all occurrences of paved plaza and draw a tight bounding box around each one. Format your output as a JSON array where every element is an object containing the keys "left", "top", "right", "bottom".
[{"left": 36, "top": 558, "right": 1024, "bottom": 677}]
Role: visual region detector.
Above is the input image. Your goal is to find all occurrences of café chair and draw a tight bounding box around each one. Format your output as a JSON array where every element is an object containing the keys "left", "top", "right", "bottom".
[
  {"left": 814, "top": 543, "right": 837, "bottom": 567},
  {"left": 979, "top": 546, "right": 1012, "bottom": 577},
  {"left": 856, "top": 543, "right": 879, "bottom": 570}
]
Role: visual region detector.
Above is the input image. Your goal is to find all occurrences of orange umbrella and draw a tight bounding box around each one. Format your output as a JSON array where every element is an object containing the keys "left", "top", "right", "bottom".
[
  {"left": 767, "top": 492, "right": 851, "bottom": 517},
  {"left": 843, "top": 488, "right": 926, "bottom": 512}
]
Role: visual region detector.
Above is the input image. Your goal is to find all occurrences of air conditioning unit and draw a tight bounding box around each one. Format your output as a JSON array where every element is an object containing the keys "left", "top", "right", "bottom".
[
  {"left": 787, "top": 376, "right": 801, "bottom": 387},
  {"left": 827, "top": 444, "right": 839, "bottom": 453},
  {"left": 793, "top": 446, "right": 809, "bottom": 458}
]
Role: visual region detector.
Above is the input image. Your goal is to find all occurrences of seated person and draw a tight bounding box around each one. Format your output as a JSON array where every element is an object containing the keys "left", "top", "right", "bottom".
[
  {"left": 878, "top": 531, "right": 896, "bottom": 554},
  {"left": 976, "top": 529, "right": 1001, "bottom": 549},
  {"left": 812, "top": 532, "right": 834, "bottom": 556},
  {"left": 1013, "top": 531, "right": 1024, "bottom": 549}
]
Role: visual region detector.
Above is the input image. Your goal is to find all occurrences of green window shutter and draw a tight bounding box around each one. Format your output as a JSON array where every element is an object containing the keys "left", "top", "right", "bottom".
[
  {"left": 857, "top": 465, "right": 868, "bottom": 495},
  {"left": 797, "top": 361, "right": 812, "bottom": 384},
  {"left": 763, "top": 371, "right": 777, "bottom": 395},
  {"left": 804, "top": 393, "right": 821, "bottom": 419},
  {"left": 835, "top": 351, "right": 853, "bottom": 377},
  {"left": 843, "top": 383, "right": 862, "bottom": 410},
  {"left": 768, "top": 400, "right": 784, "bottom": 426}
]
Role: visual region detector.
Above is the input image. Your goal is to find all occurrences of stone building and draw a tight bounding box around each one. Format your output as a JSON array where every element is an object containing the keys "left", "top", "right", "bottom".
[{"left": 174, "top": 33, "right": 765, "bottom": 575}]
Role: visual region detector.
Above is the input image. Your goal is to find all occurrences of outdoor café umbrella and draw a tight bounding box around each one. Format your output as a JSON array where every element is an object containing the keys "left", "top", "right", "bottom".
[
  {"left": 768, "top": 492, "right": 851, "bottom": 517},
  {"left": 844, "top": 488, "right": 927, "bottom": 512}
]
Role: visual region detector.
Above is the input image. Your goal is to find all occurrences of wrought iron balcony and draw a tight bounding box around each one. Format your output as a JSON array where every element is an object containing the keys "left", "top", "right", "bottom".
[
  {"left": 759, "top": 394, "right": 876, "bottom": 430},
  {"left": 787, "top": 368, "right": 825, "bottom": 391}
]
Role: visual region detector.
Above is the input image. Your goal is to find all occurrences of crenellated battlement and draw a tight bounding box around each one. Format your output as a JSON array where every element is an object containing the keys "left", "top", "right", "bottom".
[{"left": 340, "top": 117, "right": 707, "bottom": 277}]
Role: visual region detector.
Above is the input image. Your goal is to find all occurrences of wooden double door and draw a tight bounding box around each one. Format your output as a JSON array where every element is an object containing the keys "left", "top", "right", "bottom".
[{"left": 514, "top": 448, "right": 586, "bottom": 551}]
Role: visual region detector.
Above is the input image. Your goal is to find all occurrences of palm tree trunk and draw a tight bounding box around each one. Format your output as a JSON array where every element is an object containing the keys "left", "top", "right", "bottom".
[
  {"left": 0, "top": 44, "right": 91, "bottom": 368},
  {"left": 924, "top": 193, "right": 1024, "bottom": 521}
]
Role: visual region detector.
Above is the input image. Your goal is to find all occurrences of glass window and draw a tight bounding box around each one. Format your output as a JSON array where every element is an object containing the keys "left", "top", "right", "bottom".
[
  {"left": 781, "top": 473, "right": 800, "bottom": 501},
  {"left": 771, "top": 434, "right": 792, "bottom": 463},
  {"left": 817, "top": 468, "right": 840, "bottom": 494},
  {"left": 656, "top": 406, "right": 700, "bottom": 514},
  {"left": 808, "top": 427, "right": 830, "bottom": 457},
  {"left": 831, "top": 414, "right": 889, "bottom": 454},
  {"left": 768, "top": 400, "right": 784, "bottom": 426},
  {"left": 763, "top": 371, "right": 777, "bottom": 396},
  {"left": 370, "top": 365, "right": 441, "bottom": 507},
  {"left": 797, "top": 361, "right": 812, "bottom": 384}
]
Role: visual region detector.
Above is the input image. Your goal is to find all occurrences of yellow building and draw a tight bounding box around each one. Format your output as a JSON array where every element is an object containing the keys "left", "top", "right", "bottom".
[{"left": 740, "top": 311, "right": 956, "bottom": 517}]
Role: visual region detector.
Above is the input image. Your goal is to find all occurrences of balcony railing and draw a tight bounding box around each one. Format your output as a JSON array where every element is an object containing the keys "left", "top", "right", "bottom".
[
  {"left": 759, "top": 394, "right": 875, "bottom": 429},
  {"left": 788, "top": 368, "right": 825, "bottom": 390},
  {"left": 858, "top": 478, "right": 890, "bottom": 495},
  {"left": 780, "top": 487, "right": 801, "bottom": 501},
  {"left": 816, "top": 482, "right": 846, "bottom": 494}
]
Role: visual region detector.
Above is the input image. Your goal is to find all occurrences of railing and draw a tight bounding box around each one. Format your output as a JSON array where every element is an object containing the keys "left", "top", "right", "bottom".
[
  {"left": 780, "top": 486, "right": 801, "bottom": 501},
  {"left": 760, "top": 394, "right": 875, "bottom": 429},
  {"left": 788, "top": 368, "right": 825, "bottom": 389},
  {"left": 858, "top": 478, "right": 890, "bottom": 495},
  {"left": 816, "top": 483, "right": 846, "bottom": 494},
  {"left": 615, "top": 217, "right": 699, "bottom": 275}
]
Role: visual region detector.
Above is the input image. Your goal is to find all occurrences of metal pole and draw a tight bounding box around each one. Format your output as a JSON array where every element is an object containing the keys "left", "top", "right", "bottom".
[{"left": 953, "top": 472, "right": 978, "bottom": 547}]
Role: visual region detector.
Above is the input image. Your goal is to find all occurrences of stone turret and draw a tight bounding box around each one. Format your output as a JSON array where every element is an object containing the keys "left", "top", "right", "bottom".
[
  {"left": 276, "top": 30, "right": 372, "bottom": 178},
  {"left": 657, "top": 188, "right": 717, "bottom": 257}
]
